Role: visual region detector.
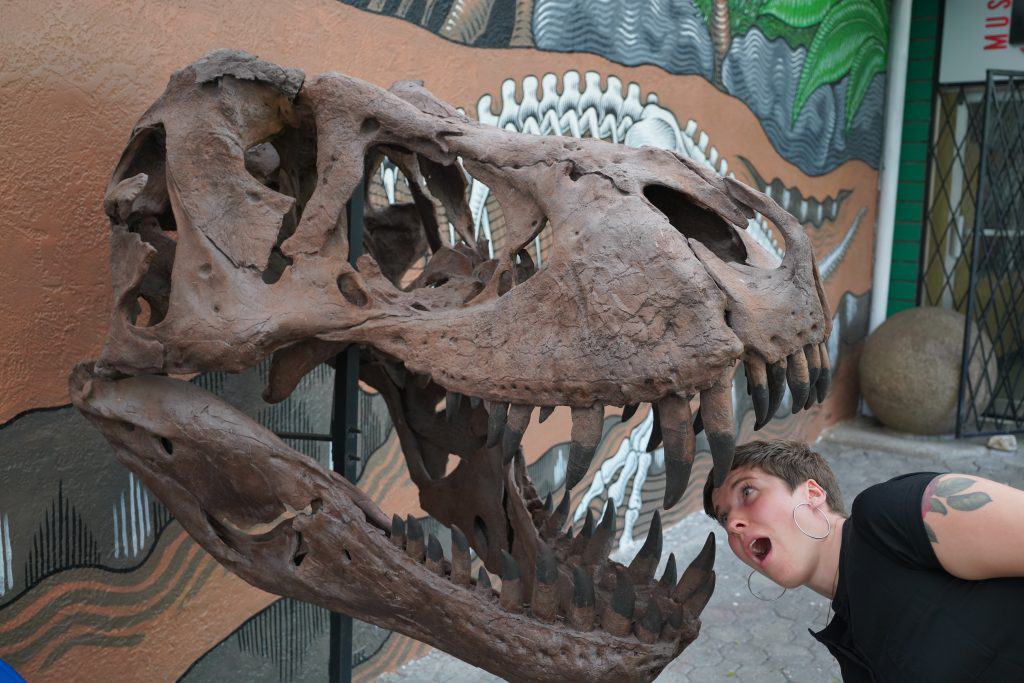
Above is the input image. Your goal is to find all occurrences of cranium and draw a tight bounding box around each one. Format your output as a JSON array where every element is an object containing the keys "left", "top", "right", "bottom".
[{"left": 70, "top": 50, "right": 831, "bottom": 682}]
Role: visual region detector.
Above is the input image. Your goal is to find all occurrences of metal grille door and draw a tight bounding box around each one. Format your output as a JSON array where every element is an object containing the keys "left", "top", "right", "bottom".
[{"left": 956, "top": 71, "right": 1024, "bottom": 435}]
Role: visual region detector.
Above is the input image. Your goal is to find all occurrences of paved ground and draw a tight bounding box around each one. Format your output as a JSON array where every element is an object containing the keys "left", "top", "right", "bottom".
[{"left": 379, "top": 417, "right": 1024, "bottom": 682}]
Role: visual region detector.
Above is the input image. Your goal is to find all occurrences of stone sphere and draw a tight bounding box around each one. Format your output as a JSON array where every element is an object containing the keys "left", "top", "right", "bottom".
[{"left": 859, "top": 307, "right": 997, "bottom": 435}]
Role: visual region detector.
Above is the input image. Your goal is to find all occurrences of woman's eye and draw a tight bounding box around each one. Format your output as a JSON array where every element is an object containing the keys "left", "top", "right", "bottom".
[{"left": 742, "top": 485, "right": 754, "bottom": 497}]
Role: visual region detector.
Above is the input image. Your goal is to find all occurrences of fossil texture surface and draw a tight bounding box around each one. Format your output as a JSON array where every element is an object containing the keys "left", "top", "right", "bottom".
[{"left": 71, "top": 50, "right": 831, "bottom": 682}]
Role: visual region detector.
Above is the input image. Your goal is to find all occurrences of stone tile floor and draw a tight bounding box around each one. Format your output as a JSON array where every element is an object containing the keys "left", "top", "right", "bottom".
[{"left": 378, "top": 417, "right": 1024, "bottom": 682}]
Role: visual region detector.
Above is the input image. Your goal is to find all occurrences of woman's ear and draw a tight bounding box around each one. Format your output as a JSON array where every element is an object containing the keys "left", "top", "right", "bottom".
[{"left": 805, "top": 478, "right": 828, "bottom": 507}]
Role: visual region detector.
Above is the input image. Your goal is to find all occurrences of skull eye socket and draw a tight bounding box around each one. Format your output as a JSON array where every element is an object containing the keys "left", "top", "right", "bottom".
[{"left": 643, "top": 184, "right": 747, "bottom": 264}]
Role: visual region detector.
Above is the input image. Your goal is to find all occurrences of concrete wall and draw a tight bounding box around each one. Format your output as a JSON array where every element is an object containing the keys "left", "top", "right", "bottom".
[{"left": 0, "top": 1, "right": 887, "bottom": 679}]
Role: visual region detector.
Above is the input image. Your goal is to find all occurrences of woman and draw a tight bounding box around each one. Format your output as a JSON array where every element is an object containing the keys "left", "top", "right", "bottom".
[{"left": 703, "top": 440, "right": 1024, "bottom": 681}]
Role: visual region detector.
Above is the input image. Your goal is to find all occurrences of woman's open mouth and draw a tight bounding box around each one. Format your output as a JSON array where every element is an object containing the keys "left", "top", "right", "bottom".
[{"left": 749, "top": 537, "right": 772, "bottom": 565}]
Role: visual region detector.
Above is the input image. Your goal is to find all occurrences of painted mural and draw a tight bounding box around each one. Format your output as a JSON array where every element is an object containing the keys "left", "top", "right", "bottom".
[{"left": 0, "top": 0, "right": 885, "bottom": 680}]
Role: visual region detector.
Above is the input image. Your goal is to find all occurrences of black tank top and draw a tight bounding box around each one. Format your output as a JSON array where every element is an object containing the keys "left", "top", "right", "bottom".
[{"left": 810, "top": 472, "right": 1024, "bottom": 681}]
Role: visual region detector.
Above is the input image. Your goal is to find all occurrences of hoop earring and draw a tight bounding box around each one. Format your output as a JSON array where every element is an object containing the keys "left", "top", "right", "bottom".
[
  {"left": 747, "top": 569, "right": 786, "bottom": 601},
  {"left": 793, "top": 502, "right": 831, "bottom": 539}
]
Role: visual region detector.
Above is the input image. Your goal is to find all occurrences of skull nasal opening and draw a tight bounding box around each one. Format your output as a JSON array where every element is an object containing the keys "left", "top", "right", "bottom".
[{"left": 643, "top": 184, "right": 747, "bottom": 264}]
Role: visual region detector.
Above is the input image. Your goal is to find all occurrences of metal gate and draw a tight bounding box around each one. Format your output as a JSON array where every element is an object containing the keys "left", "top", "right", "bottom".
[{"left": 918, "top": 70, "right": 1024, "bottom": 436}]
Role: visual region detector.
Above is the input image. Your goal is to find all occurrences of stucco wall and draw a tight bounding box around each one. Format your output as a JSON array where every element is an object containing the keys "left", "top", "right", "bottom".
[{"left": 0, "top": 0, "right": 886, "bottom": 679}]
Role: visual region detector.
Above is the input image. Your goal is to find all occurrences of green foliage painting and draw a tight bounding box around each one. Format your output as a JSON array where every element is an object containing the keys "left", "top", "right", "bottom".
[{"left": 695, "top": 0, "right": 890, "bottom": 131}]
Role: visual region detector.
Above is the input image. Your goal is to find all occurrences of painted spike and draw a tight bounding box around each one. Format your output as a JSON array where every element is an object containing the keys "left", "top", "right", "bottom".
[
  {"left": 501, "top": 404, "right": 532, "bottom": 464},
  {"left": 786, "top": 350, "right": 810, "bottom": 413},
  {"left": 565, "top": 404, "right": 604, "bottom": 490},
  {"left": 745, "top": 357, "right": 770, "bottom": 429},
  {"left": 659, "top": 394, "right": 695, "bottom": 510},
  {"left": 628, "top": 509, "right": 663, "bottom": 582},
  {"left": 700, "top": 380, "right": 736, "bottom": 488}
]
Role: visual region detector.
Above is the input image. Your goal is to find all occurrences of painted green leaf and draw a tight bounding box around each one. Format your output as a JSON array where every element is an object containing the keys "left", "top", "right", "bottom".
[
  {"left": 935, "top": 477, "right": 976, "bottom": 497},
  {"left": 792, "top": 0, "right": 889, "bottom": 125},
  {"left": 946, "top": 492, "right": 993, "bottom": 511},
  {"left": 844, "top": 41, "right": 886, "bottom": 131},
  {"left": 929, "top": 497, "right": 948, "bottom": 515},
  {"left": 760, "top": 0, "right": 833, "bottom": 28},
  {"left": 924, "top": 521, "right": 937, "bottom": 543}
]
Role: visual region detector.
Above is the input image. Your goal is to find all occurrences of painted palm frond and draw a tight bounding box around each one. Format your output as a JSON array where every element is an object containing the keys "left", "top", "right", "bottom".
[{"left": 791, "top": 0, "right": 889, "bottom": 130}]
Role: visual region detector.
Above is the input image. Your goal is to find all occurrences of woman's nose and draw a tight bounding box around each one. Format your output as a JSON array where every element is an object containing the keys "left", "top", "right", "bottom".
[{"left": 727, "top": 516, "right": 746, "bottom": 535}]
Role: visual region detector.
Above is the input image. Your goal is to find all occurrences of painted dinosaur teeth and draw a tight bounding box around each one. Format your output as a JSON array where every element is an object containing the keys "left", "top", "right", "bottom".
[
  {"left": 658, "top": 552, "right": 678, "bottom": 591},
  {"left": 485, "top": 401, "right": 509, "bottom": 448},
  {"left": 476, "top": 566, "right": 493, "bottom": 594},
  {"left": 636, "top": 599, "right": 663, "bottom": 644},
  {"left": 565, "top": 404, "right": 604, "bottom": 490},
  {"left": 390, "top": 513, "right": 406, "bottom": 548},
  {"left": 469, "top": 395, "right": 482, "bottom": 409},
  {"left": 700, "top": 379, "right": 736, "bottom": 488},
  {"left": 745, "top": 357, "right": 770, "bottom": 429},
  {"left": 450, "top": 525, "right": 472, "bottom": 586},
  {"left": 645, "top": 404, "right": 663, "bottom": 452},
  {"left": 543, "top": 489, "right": 571, "bottom": 539},
  {"left": 604, "top": 572, "right": 635, "bottom": 636},
  {"left": 569, "top": 566, "right": 595, "bottom": 631},
  {"left": 693, "top": 407, "right": 703, "bottom": 436},
  {"left": 445, "top": 390, "right": 462, "bottom": 422},
  {"left": 532, "top": 541, "right": 559, "bottom": 621},
  {"left": 501, "top": 404, "right": 532, "bottom": 464},
  {"left": 538, "top": 405, "right": 555, "bottom": 423},
  {"left": 786, "top": 350, "right": 810, "bottom": 414},
  {"left": 673, "top": 532, "right": 715, "bottom": 604},
  {"left": 804, "top": 343, "right": 821, "bottom": 395},
  {"left": 766, "top": 360, "right": 787, "bottom": 425},
  {"left": 620, "top": 403, "right": 639, "bottom": 422},
  {"left": 659, "top": 394, "right": 695, "bottom": 510},
  {"left": 405, "top": 515, "right": 425, "bottom": 562},
  {"left": 628, "top": 509, "right": 663, "bottom": 582},
  {"left": 426, "top": 533, "right": 445, "bottom": 575},
  {"left": 499, "top": 549, "right": 523, "bottom": 613},
  {"left": 582, "top": 499, "right": 617, "bottom": 565},
  {"left": 816, "top": 342, "right": 832, "bottom": 402}
]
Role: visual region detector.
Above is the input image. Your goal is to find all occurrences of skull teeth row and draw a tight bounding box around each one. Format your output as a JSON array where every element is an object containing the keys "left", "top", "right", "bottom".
[{"left": 388, "top": 501, "right": 716, "bottom": 642}]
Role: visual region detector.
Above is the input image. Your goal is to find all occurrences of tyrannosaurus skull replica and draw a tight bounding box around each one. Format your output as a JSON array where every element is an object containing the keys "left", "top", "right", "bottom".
[{"left": 70, "top": 50, "right": 831, "bottom": 682}]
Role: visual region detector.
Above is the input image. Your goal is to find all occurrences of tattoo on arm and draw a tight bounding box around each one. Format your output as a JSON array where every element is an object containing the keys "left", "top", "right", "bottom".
[{"left": 921, "top": 476, "right": 993, "bottom": 544}]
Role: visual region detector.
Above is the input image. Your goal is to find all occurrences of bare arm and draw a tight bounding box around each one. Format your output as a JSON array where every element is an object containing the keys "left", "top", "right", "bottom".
[{"left": 922, "top": 474, "right": 1024, "bottom": 580}]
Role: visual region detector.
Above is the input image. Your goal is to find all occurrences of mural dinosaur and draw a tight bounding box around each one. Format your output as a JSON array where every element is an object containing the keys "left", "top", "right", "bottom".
[{"left": 69, "top": 50, "right": 831, "bottom": 682}]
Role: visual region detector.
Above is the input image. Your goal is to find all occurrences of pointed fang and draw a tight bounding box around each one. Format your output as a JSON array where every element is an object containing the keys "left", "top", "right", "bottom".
[
  {"left": 501, "top": 404, "right": 532, "bottom": 464},
  {"left": 674, "top": 532, "right": 716, "bottom": 603},
  {"left": 628, "top": 509, "right": 662, "bottom": 582},
  {"left": 538, "top": 405, "right": 555, "bottom": 423},
  {"left": 745, "top": 358, "right": 769, "bottom": 430},
  {"left": 604, "top": 573, "right": 635, "bottom": 636},
  {"left": 700, "top": 381, "right": 736, "bottom": 488},
  {"left": 659, "top": 552, "right": 678, "bottom": 591},
  {"left": 766, "top": 360, "right": 787, "bottom": 423},
  {"left": 645, "top": 404, "right": 663, "bottom": 452},
  {"left": 450, "top": 525, "right": 471, "bottom": 586},
  {"left": 390, "top": 514, "right": 406, "bottom": 548},
  {"left": 582, "top": 499, "right": 616, "bottom": 565},
  {"left": 816, "top": 342, "right": 831, "bottom": 402},
  {"left": 621, "top": 403, "right": 639, "bottom": 422},
  {"left": 786, "top": 351, "right": 810, "bottom": 413},
  {"left": 445, "top": 391, "right": 462, "bottom": 422},
  {"left": 486, "top": 401, "right": 509, "bottom": 448},
  {"left": 658, "top": 395, "right": 695, "bottom": 510},
  {"left": 564, "top": 404, "right": 604, "bottom": 490}
]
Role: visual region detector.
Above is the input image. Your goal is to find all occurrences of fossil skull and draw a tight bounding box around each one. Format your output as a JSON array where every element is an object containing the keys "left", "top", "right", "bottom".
[{"left": 71, "top": 50, "right": 831, "bottom": 682}]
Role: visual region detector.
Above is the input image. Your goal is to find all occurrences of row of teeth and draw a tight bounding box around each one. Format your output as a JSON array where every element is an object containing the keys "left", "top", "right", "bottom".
[{"left": 387, "top": 496, "right": 715, "bottom": 640}]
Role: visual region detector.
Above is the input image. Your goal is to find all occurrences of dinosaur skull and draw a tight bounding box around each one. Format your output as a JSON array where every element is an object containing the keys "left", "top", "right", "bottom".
[{"left": 71, "top": 50, "right": 831, "bottom": 682}]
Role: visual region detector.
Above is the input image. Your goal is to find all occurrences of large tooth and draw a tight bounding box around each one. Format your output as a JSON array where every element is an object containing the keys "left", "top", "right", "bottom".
[
  {"left": 405, "top": 515, "right": 425, "bottom": 562},
  {"left": 659, "top": 394, "right": 695, "bottom": 510},
  {"left": 658, "top": 552, "right": 678, "bottom": 592},
  {"left": 583, "top": 500, "right": 617, "bottom": 565},
  {"left": 673, "top": 532, "right": 715, "bottom": 604},
  {"left": 570, "top": 566, "right": 595, "bottom": 631},
  {"left": 450, "top": 525, "right": 472, "bottom": 586},
  {"left": 384, "top": 362, "right": 406, "bottom": 388},
  {"left": 501, "top": 404, "right": 533, "bottom": 463},
  {"left": 804, "top": 343, "right": 821, "bottom": 393},
  {"left": 645, "top": 404, "right": 663, "bottom": 452},
  {"left": 538, "top": 405, "right": 555, "bottom": 423},
  {"left": 469, "top": 395, "right": 482, "bottom": 409},
  {"left": 635, "top": 599, "right": 663, "bottom": 644},
  {"left": 693, "top": 408, "right": 703, "bottom": 435},
  {"left": 445, "top": 391, "right": 462, "bottom": 422},
  {"left": 628, "top": 509, "right": 663, "bottom": 582},
  {"left": 532, "top": 541, "right": 559, "bottom": 621},
  {"left": 766, "top": 360, "right": 787, "bottom": 423},
  {"left": 476, "top": 566, "right": 493, "bottom": 595},
  {"left": 745, "top": 358, "right": 770, "bottom": 430},
  {"left": 390, "top": 514, "right": 406, "bottom": 548},
  {"left": 620, "top": 403, "right": 639, "bottom": 422},
  {"left": 543, "top": 492, "right": 554, "bottom": 514},
  {"left": 603, "top": 572, "right": 635, "bottom": 636},
  {"left": 499, "top": 550, "right": 523, "bottom": 613},
  {"left": 426, "top": 533, "right": 444, "bottom": 575},
  {"left": 565, "top": 404, "right": 604, "bottom": 490},
  {"left": 700, "top": 379, "right": 736, "bottom": 488},
  {"left": 571, "top": 508, "right": 596, "bottom": 555},
  {"left": 543, "top": 489, "right": 571, "bottom": 538},
  {"left": 786, "top": 350, "right": 810, "bottom": 413},
  {"left": 816, "top": 342, "right": 832, "bottom": 402},
  {"left": 486, "top": 401, "right": 509, "bottom": 448}
]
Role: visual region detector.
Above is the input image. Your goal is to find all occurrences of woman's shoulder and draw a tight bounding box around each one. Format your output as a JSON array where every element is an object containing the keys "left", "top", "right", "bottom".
[{"left": 849, "top": 472, "right": 943, "bottom": 570}]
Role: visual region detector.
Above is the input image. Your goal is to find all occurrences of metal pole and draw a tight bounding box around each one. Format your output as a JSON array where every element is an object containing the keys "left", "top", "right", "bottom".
[{"left": 328, "top": 185, "right": 365, "bottom": 683}]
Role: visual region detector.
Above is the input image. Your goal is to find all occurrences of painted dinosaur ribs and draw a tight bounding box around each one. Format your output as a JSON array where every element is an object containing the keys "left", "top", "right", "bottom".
[{"left": 70, "top": 51, "right": 831, "bottom": 682}]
